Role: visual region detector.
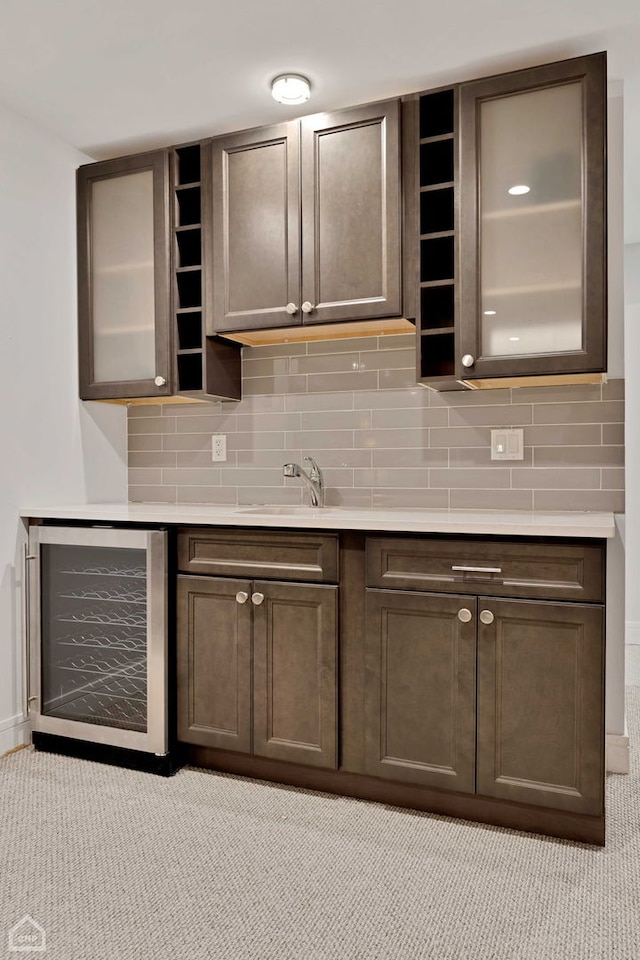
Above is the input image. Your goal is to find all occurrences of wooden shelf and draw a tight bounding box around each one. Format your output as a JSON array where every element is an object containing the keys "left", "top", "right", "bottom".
[
  {"left": 176, "top": 265, "right": 202, "bottom": 274},
  {"left": 420, "top": 133, "right": 454, "bottom": 145},
  {"left": 420, "top": 279, "right": 454, "bottom": 288},
  {"left": 421, "top": 326, "right": 454, "bottom": 336},
  {"left": 420, "top": 230, "right": 454, "bottom": 240},
  {"left": 176, "top": 223, "right": 202, "bottom": 232},
  {"left": 175, "top": 181, "right": 201, "bottom": 191},
  {"left": 177, "top": 348, "right": 203, "bottom": 356},
  {"left": 420, "top": 181, "right": 454, "bottom": 193},
  {"left": 176, "top": 306, "right": 202, "bottom": 315}
]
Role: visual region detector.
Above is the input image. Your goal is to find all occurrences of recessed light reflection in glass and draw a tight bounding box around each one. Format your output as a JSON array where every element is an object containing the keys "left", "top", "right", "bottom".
[
  {"left": 483, "top": 310, "right": 497, "bottom": 316},
  {"left": 508, "top": 185, "right": 530, "bottom": 196},
  {"left": 508, "top": 337, "right": 520, "bottom": 342}
]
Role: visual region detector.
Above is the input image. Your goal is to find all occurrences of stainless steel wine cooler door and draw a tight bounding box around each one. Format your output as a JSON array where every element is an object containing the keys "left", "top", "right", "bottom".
[{"left": 27, "top": 527, "right": 168, "bottom": 754}]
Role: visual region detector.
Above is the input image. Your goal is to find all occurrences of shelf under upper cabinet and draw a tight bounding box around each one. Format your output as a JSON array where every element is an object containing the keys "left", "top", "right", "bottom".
[
  {"left": 483, "top": 280, "right": 581, "bottom": 297},
  {"left": 483, "top": 198, "right": 581, "bottom": 221}
]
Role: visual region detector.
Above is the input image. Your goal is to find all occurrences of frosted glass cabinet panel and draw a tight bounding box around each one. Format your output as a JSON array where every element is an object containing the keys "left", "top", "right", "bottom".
[
  {"left": 77, "top": 151, "right": 171, "bottom": 400},
  {"left": 479, "top": 83, "right": 583, "bottom": 357},
  {"left": 91, "top": 172, "right": 156, "bottom": 382},
  {"left": 459, "top": 54, "right": 606, "bottom": 382}
]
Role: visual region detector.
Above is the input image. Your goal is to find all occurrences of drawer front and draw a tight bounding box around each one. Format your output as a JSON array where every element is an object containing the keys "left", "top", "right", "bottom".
[
  {"left": 366, "top": 537, "right": 604, "bottom": 602},
  {"left": 178, "top": 528, "right": 339, "bottom": 583}
]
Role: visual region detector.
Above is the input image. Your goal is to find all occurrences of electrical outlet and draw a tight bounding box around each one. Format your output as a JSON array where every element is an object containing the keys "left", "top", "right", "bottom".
[
  {"left": 491, "top": 428, "right": 524, "bottom": 460},
  {"left": 211, "top": 435, "right": 227, "bottom": 462}
]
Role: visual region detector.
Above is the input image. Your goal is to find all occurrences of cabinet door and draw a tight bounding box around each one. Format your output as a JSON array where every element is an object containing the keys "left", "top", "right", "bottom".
[
  {"left": 458, "top": 53, "right": 606, "bottom": 382},
  {"left": 177, "top": 575, "right": 252, "bottom": 752},
  {"left": 300, "top": 100, "right": 401, "bottom": 324},
  {"left": 211, "top": 123, "right": 301, "bottom": 333},
  {"left": 476, "top": 598, "right": 604, "bottom": 815},
  {"left": 252, "top": 581, "right": 338, "bottom": 768},
  {"left": 364, "top": 589, "right": 476, "bottom": 792},
  {"left": 77, "top": 151, "right": 171, "bottom": 400}
]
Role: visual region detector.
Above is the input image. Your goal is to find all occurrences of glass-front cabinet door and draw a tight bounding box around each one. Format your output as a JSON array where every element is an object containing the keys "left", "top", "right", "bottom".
[
  {"left": 77, "top": 152, "right": 171, "bottom": 400},
  {"left": 458, "top": 53, "right": 606, "bottom": 383},
  {"left": 28, "top": 527, "right": 167, "bottom": 754}
]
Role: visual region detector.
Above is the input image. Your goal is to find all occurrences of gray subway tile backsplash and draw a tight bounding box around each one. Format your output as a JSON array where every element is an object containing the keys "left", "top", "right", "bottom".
[{"left": 127, "top": 337, "right": 625, "bottom": 513}]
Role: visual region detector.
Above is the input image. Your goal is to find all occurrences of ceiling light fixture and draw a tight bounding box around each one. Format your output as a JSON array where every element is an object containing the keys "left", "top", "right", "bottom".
[
  {"left": 508, "top": 184, "right": 531, "bottom": 196},
  {"left": 271, "top": 74, "right": 311, "bottom": 105}
]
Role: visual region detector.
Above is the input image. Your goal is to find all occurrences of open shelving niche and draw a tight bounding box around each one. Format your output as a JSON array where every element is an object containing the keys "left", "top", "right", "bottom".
[
  {"left": 416, "top": 86, "right": 464, "bottom": 391},
  {"left": 171, "top": 142, "right": 241, "bottom": 403}
]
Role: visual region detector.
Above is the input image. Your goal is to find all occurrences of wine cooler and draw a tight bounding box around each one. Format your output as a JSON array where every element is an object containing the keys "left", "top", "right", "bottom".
[{"left": 27, "top": 526, "right": 168, "bottom": 764}]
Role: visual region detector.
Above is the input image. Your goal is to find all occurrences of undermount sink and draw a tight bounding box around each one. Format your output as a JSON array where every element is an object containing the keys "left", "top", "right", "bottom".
[{"left": 235, "top": 505, "right": 330, "bottom": 516}]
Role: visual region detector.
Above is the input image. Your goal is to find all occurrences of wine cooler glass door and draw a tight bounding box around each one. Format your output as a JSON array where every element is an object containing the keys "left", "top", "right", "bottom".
[{"left": 29, "top": 527, "right": 167, "bottom": 754}]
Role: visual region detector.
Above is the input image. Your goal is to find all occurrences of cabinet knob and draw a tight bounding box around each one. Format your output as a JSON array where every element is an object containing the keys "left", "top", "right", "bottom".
[
  {"left": 457, "top": 608, "right": 473, "bottom": 623},
  {"left": 479, "top": 610, "right": 495, "bottom": 625},
  {"left": 285, "top": 302, "right": 298, "bottom": 315},
  {"left": 154, "top": 375, "right": 167, "bottom": 387},
  {"left": 251, "top": 592, "right": 265, "bottom": 606},
  {"left": 461, "top": 355, "right": 475, "bottom": 368},
  {"left": 301, "top": 301, "right": 315, "bottom": 314},
  {"left": 236, "top": 591, "right": 249, "bottom": 604}
]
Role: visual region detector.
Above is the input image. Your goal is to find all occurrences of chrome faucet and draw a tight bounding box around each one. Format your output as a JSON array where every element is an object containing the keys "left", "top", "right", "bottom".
[{"left": 283, "top": 456, "right": 324, "bottom": 508}]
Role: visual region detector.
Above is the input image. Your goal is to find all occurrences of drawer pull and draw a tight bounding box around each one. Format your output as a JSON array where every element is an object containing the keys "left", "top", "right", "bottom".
[
  {"left": 452, "top": 565, "right": 502, "bottom": 575},
  {"left": 236, "top": 591, "right": 249, "bottom": 604},
  {"left": 479, "top": 610, "right": 495, "bottom": 625},
  {"left": 457, "top": 608, "right": 473, "bottom": 623},
  {"left": 251, "top": 592, "right": 265, "bottom": 606}
]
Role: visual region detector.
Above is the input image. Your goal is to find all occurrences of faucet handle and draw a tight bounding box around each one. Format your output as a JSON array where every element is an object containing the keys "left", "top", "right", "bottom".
[
  {"left": 283, "top": 463, "right": 298, "bottom": 478},
  {"left": 303, "top": 456, "right": 322, "bottom": 483}
]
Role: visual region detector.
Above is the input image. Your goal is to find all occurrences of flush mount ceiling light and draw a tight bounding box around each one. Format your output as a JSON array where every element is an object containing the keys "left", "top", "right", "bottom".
[
  {"left": 508, "top": 184, "right": 531, "bottom": 196},
  {"left": 271, "top": 74, "right": 311, "bottom": 105}
]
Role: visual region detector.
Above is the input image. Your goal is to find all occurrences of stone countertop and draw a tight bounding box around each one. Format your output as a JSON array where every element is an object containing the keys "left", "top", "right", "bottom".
[{"left": 20, "top": 503, "right": 617, "bottom": 538}]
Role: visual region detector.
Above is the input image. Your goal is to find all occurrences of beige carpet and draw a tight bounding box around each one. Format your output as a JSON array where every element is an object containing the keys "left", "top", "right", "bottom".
[{"left": 1, "top": 652, "right": 639, "bottom": 960}]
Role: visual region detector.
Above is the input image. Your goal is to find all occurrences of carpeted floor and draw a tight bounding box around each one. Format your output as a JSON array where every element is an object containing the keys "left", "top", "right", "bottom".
[{"left": 2, "top": 650, "right": 640, "bottom": 960}]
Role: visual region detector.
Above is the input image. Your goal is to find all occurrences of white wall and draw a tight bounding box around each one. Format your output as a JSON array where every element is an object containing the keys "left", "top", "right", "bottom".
[
  {"left": 624, "top": 243, "right": 640, "bottom": 644},
  {"left": 0, "top": 101, "right": 127, "bottom": 755}
]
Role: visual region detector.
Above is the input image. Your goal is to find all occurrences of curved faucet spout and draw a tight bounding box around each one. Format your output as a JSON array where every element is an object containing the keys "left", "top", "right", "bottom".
[{"left": 283, "top": 458, "right": 324, "bottom": 507}]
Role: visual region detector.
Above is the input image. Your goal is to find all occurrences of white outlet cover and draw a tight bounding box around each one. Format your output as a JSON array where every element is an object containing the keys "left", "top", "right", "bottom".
[{"left": 211, "top": 434, "right": 227, "bottom": 462}]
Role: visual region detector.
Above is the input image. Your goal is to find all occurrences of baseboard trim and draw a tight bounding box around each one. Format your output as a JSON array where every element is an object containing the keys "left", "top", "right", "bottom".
[
  {"left": 606, "top": 730, "right": 630, "bottom": 774},
  {"left": 0, "top": 715, "right": 30, "bottom": 759},
  {"left": 626, "top": 622, "right": 640, "bottom": 645}
]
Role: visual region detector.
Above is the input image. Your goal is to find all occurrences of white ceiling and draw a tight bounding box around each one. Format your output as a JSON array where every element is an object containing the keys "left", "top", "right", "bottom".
[{"left": 1, "top": 0, "right": 640, "bottom": 241}]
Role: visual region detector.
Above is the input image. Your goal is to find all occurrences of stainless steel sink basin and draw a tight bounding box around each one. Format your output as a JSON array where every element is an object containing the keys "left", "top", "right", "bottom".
[{"left": 235, "top": 505, "right": 330, "bottom": 517}]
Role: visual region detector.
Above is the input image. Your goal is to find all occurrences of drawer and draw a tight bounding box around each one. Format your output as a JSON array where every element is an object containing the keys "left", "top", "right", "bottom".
[
  {"left": 178, "top": 528, "right": 339, "bottom": 583},
  {"left": 366, "top": 537, "right": 604, "bottom": 602}
]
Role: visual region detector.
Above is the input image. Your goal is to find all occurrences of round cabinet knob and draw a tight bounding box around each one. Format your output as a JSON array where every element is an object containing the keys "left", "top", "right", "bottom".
[
  {"left": 251, "top": 592, "right": 265, "bottom": 606},
  {"left": 301, "top": 301, "right": 314, "bottom": 314},
  {"left": 479, "top": 610, "right": 495, "bottom": 625},
  {"left": 236, "top": 591, "right": 249, "bottom": 604},
  {"left": 154, "top": 375, "right": 167, "bottom": 387},
  {"left": 461, "top": 355, "right": 475, "bottom": 368},
  {"left": 285, "top": 302, "right": 298, "bottom": 315},
  {"left": 457, "top": 608, "right": 473, "bottom": 623}
]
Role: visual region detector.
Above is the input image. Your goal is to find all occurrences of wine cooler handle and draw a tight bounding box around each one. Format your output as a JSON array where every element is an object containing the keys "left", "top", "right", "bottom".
[{"left": 23, "top": 544, "right": 37, "bottom": 717}]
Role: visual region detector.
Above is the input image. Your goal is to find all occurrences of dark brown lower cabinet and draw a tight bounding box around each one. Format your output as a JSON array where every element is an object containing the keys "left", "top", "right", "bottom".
[
  {"left": 363, "top": 589, "right": 604, "bottom": 817},
  {"left": 364, "top": 589, "right": 476, "bottom": 792},
  {"left": 476, "top": 598, "right": 604, "bottom": 816},
  {"left": 177, "top": 575, "right": 338, "bottom": 768}
]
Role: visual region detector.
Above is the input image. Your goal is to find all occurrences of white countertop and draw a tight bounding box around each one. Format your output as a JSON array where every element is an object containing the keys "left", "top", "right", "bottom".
[{"left": 20, "top": 502, "right": 616, "bottom": 538}]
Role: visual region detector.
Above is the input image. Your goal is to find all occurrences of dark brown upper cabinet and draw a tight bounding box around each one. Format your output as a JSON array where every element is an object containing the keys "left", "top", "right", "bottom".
[
  {"left": 210, "top": 100, "right": 402, "bottom": 335},
  {"left": 412, "top": 52, "right": 607, "bottom": 390},
  {"left": 77, "top": 146, "right": 241, "bottom": 404},
  {"left": 77, "top": 151, "right": 172, "bottom": 401}
]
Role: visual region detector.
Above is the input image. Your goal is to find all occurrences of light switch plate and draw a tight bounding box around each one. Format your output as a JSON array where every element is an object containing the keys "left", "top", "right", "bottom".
[{"left": 491, "top": 428, "right": 524, "bottom": 460}]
